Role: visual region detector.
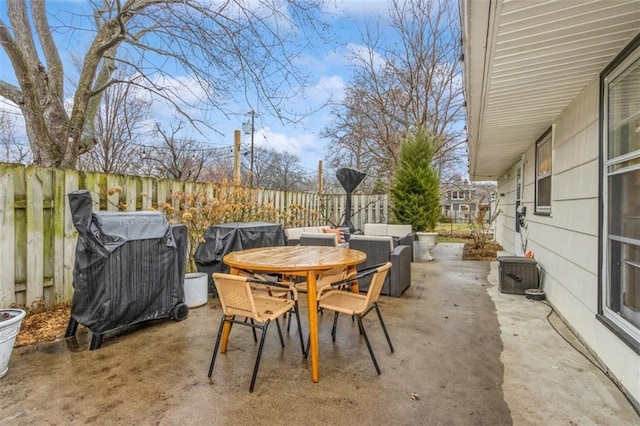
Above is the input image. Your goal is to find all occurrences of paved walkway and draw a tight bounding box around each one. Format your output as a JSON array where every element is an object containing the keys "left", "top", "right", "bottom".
[{"left": 1, "top": 244, "right": 638, "bottom": 425}]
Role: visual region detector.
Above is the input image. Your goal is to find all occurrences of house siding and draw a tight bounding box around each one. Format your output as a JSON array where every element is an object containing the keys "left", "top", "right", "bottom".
[
  {"left": 494, "top": 176, "right": 517, "bottom": 254},
  {"left": 494, "top": 78, "right": 640, "bottom": 404}
]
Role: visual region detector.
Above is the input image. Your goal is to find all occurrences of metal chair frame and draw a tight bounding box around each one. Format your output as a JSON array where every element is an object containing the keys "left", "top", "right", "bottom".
[
  {"left": 208, "top": 274, "right": 304, "bottom": 392},
  {"left": 312, "top": 262, "right": 394, "bottom": 374}
]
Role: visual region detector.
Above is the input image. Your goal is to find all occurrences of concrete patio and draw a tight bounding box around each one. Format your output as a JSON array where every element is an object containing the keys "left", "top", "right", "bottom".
[{"left": 1, "top": 243, "right": 638, "bottom": 425}]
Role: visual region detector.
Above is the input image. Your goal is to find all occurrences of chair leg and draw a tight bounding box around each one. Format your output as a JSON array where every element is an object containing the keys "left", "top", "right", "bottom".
[
  {"left": 374, "top": 303, "right": 394, "bottom": 353},
  {"left": 244, "top": 317, "right": 258, "bottom": 343},
  {"left": 286, "top": 302, "right": 296, "bottom": 334},
  {"left": 275, "top": 318, "right": 285, "bottom": 347},
  {"left": 250, "top": 320, "right": 270, "bottom": 393},
  {"left": 331, "top": 312, "right": 339, "bottom": 341},
  {"left": 208, "top": 316, "right": 227, "bottom": 377},
  {"left": 354, "top": 314, "right": 365, "bottom": 335},
  {"left": 355, "top": 315, "right": 381, "bottom": 375},
  {"left": 293, "top": 301, "right": 305, "bottom": 355}
]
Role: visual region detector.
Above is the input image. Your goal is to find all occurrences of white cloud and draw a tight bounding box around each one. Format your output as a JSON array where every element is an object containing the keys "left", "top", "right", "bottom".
[
  {"left": 246, "top": 127, "right": 325, "bottom": 167},
  {"left": 323, "top": 0, "right": 390, "bottom": 18},
  {"left": 346, "top": 42, "right": 387, "bottom": 70},
  {"left": 0, "top": 97, "right": 27, "bottom": 141},
  {"left": 305, "top": 75, "right": 346, "bottom": 103}
]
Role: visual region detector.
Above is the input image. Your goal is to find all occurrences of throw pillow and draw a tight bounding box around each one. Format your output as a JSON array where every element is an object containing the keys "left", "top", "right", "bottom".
[{"left": 322, "top": 227, "right": 343, "bottom": 243}]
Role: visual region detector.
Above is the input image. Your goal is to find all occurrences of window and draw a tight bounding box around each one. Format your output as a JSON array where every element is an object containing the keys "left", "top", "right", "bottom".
[
  {"left": 601, "top": 35, "right": 640, "bottom": 344},
  {"left": 450, "top": 190, "right": 465, "bottom": 200},
  {"left": 535, "top": 128, "right": 552, "bottom": 214}
]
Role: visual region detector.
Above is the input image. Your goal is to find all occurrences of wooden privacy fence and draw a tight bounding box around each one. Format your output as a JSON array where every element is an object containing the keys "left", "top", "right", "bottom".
[{"left": 0, "top": 163, "right": 388, "bottom": 309}]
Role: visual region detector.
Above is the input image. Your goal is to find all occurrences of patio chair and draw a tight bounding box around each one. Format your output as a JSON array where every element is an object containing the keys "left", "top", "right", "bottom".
[
  {"left": 294, "top": 266, "right": 351, "bottom": 296},
  {"left": 208, "top": 273, "right": 303, "bottom": 392},
  {"left": 315, "top": 262, "right": 393, "bottom": 375},
  {"left": 236, "top": 269, "right": 306, "bottom": 354}
]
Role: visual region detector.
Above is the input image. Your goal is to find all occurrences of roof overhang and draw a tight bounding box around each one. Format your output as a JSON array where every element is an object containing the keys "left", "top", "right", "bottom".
[{"left": 460, "top": 0, "right": 640, "bottom": 181}]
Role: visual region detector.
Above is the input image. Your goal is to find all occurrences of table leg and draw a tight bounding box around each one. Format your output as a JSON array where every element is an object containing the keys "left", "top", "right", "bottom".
[
  {"left": 220, "top": 317, "right": 232, "bottom": 353},
  {"left": 306, "top": 271, "right": 319, "bottom": 382},
  {"left": 221, "top": 267, "right": 239, "bottom": 353},
  {"left": 348, "top": 265, "right": 360, "bottom": 293}
]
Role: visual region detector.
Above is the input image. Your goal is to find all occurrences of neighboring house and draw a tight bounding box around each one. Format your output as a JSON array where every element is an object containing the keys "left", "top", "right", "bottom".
[
  {"left": 460, "top": 0, "right": 640, "bottom": 409},
  {"left": 440, "top": 182, "right": 496, "bottom": 223}
]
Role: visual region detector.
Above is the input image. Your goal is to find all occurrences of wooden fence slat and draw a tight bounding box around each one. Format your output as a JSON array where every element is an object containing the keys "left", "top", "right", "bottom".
[
  {"left": 0, "top": 166, "right": 16, "bottom": 306},
  {"left": 63, "top": 171, "right": 80, "bottom": 302},
  {"left": 125, "top": 175, "right": 137, "bottom": 212},
  {"left": 84, "top": 171, "right": 102, "bottom": 208},
  {"left": 157, "top": 180, "right": 169, "bottom": 208},
  {"left": 141, "top": 177, "right": 153, "bottom": 210},
  {"left": 26, "top": 166, "right": 45, "bottom": 306},
  {"left": 53, "top": 169, "right": 65, "bottom": 303}
]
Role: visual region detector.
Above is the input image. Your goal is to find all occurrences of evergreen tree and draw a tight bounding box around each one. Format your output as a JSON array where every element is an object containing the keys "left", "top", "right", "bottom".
[{"left": 389, "top": 129, "right": 441, "bottom": 231}]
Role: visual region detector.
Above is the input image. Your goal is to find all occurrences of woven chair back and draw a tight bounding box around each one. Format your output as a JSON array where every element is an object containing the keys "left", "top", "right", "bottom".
[
  {"left": 363, "top": 262, "right": 392, "bottom": 306},
  {"left": 213, "top": 273, "right": 257, "bottom": 318}
]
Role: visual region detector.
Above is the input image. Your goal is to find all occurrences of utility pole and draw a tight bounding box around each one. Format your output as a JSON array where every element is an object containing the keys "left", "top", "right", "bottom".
[
  {"left": 243, "top": 110, "right": 255, "bottom": 187},
  {"left": 233, "top": 130, "right": 241, "bottom": 185},
  {"left": 317, "top": 160, "right": 323, "bottom": 193}
]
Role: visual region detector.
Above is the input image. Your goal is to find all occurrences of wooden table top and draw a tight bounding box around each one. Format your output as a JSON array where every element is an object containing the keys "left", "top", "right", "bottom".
[{"left": 223, "top": 246, "right": 366, "bottom": 273}]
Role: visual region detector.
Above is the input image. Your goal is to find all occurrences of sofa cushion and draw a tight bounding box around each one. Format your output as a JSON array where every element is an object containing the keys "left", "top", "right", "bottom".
[
  {"left": 363, "top": 223, "right": 413, "bottom": 238},
  {"left": 300, "top": 232, "right": 338, "bottom": 246},
  {"left": 349, "top": 234, "right": 394, "bottom": 251},
  {"left": 285, "top": 226, "right": 331, "bottom": 245},
  {"left": 386, "top": 224, "right": 412, "bottom": 237},
  {"left": 363, "top": 223, "right": 389, "bottom": 236}
]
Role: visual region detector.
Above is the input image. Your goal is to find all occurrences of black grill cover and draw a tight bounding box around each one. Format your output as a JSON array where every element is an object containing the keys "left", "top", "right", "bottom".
[
  {"left": 68, "top": 190, "right": 187, "bottom": 334},
  {"left": 194, "top": 222, "right": 285, "bottom": 282}
]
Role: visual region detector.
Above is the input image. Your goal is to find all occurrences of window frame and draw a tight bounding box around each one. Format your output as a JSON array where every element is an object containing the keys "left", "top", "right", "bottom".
[
  {"left": 450, "top": 190, "right": 464, "bottom": 200},
  {"left": 598, "top": 33, "right": 640, "bottom": 352},
  {"left": 534, "top": 127, "right": 553, "bottom": 215}
]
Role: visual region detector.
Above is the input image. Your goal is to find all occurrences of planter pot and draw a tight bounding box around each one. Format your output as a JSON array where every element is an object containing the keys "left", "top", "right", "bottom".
[
  {"left": 414, "top": 232, "right": 437, "bottom": 262},
  {"left": 184, "top": 272, "right": 208, "bottom": 308},
  {"left": 0, "top": 308, "right": 26, "bottom": 378},
  {"left": 525, "top": 288, "right": 546, "bottom": 301}
]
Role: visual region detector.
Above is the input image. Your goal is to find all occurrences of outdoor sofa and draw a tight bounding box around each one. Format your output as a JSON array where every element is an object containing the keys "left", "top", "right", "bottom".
[{"left": 347, "top": 234, "right": 411, "bottom": 297}]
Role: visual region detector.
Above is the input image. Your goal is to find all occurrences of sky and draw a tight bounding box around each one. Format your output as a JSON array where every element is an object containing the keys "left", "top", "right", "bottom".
[{"left": 0, "top": 1, "right": 402, "bottom": 177}]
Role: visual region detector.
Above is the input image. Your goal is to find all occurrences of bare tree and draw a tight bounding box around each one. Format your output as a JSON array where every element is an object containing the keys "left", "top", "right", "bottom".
[
  {"left": 0, "top": 108, "right": 30, "bottom": 163},
  {"left": 323, "top": 0, "right": 465, "bottom": 185},
  {"left": 244, "top": 146, "right": 307, "bottom": 191},
  {"left": 142, "top": 122, "right": 214, "bottom": 182},
  {"left": 248, "top": 146, "right": 279, "bottom": 189},
  {"left": 199, "top": 150, "right": 236, "bottom": 184},
  {"left": 0, "top": 0, "right": 329, "bottom": 168},
  {"left": 77, "top": 70, "right": 152, "bottom": 174},
  {"left": 269, "top": 151, "right": 308, "bottom": 191}
]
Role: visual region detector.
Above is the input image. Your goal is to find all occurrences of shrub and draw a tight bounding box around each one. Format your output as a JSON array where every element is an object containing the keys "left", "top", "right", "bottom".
[{"left": 389, "top": 128, "right": 441, "bottom": 232}]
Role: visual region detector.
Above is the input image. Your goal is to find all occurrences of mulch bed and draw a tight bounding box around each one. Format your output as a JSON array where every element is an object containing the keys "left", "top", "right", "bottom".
[
  {"left": 462, "top": 241, "right": 503, "bottom": 262},
  {"left": 14, "top": 305, "right": 72, "bottom": 347}
]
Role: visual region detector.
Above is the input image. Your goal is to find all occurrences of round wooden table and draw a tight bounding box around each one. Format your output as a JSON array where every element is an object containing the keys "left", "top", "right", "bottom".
[{"left": 223, "top": 246, "right": 367, "bottom": 383}]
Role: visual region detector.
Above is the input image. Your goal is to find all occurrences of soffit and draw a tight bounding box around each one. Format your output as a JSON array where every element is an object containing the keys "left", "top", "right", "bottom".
[{"left": 461, "top": 0, "right": 640, "bottom": 180}]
